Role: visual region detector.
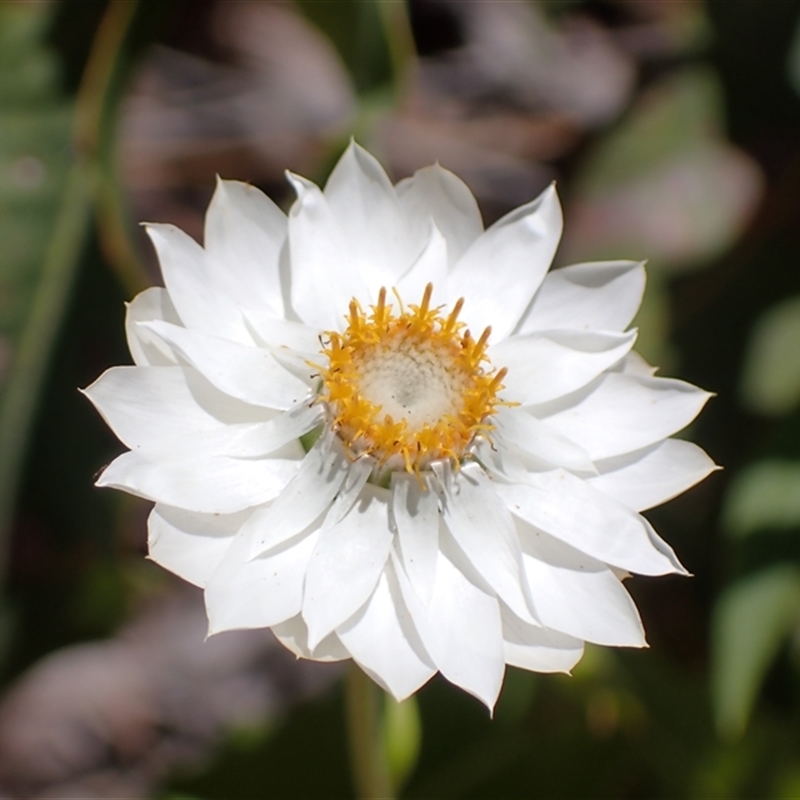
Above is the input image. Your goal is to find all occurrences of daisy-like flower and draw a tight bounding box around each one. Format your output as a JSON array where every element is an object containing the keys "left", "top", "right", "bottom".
[{"left": 85, "top": 143, "right": 715, "bottom": 708}]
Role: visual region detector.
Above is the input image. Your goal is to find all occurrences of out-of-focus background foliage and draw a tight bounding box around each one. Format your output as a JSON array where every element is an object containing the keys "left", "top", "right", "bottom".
[{"left": 1, "top": 0, "right": 800, "bottom": 797}]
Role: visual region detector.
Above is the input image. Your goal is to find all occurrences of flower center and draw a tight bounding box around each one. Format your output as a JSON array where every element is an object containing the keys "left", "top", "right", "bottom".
[{"left": 317, "top": 283, "right": 507, "bottom": 473}]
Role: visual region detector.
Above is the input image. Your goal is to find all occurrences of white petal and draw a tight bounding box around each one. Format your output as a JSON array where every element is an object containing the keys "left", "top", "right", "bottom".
[
  {"left": 141, "top": 320, "right": 311, "bottom": 409},
  {"left": 471, "top": 435, "right": 538, "bottom": 485},
  {"left": 204, "top": 177, "right": 286, "bottom": 318},
  {"left": 323, "top": 456, "right": 374, "bottom": 529},
  {"left": 491, "top": 329, "right": 636, "bottom": 405},
  {"left": 395, "top": 222, "right": 449, "bottom": 308},
  {"left": 447, "top": 184, "right": 562, "bottom": 341},
  {"left": 148, "top": 504, "right": 247, "bottom": 588},
  {"left": 271, "top": 615, "right": 350, "bottom": 662},
  {"left": 494, "top": 469, "right": 686, "bottom": 576},
  {"left": 248, "top": 438, "right": 351, "bottom": 557},
  {"left": 517, "top": 260, "right": 646, "bottom": 334},
  {"left": 434, "top": 463, "right": 535, "bottom": 623},
  {"left": 224, "top": 402, "right": 322, "bottom": 458},
  {"left": 493, "top": 408, "right": 596, "bottom": 474},
  {"left": 616, "top": 351, "right": 658, "bottom": 377},
  {"left": 244, "top": 314, "right": 321, "bottom": 359},
  {"left": 391, "top": 473, "right": 439, "bottom": 606},
  {"left": 206, "top": 528, "right": 318, "bottom": 635},
  {"left": 396, "top": 162, "right": 483, "bottom": 266},
  {"left": 502, "top": 610, "right": 584, "bottom": 673},
  {"left": 537, "top": 373, "right": 712, "bottom": 461},
  {"left": 125, "top": 287, "right": 180, "bottom": 366},
  {"left": 519, "top": 523, "right": 646, "bottom": 646},
  {"left": 397, "top": 542, "right": 505, "bottom": 709},
  {"left": 286, "top": 173, "right": 367, "bottom": 329},
  {"left": 83, "top": 365, "right": 306, "bottom": 455},
  {"left": 337, "top": 567, "right": 435, "bottom": 701},
  {"left": 324, "top": 141, "right": 412, "bottom": 288},
  {"left": 303, "top": 484, "right": 393, "bottom": 649},
  {"left": 588, "top": 439, "right": 719, "bottom": 512},
  {"left": 97, "top": 448, "right": 302, "bottom": 514},
  {"left": 244, "top": 316, "right": 322, "bottom": 388},
  {"left": 144, "top": 223, "right": 249, "bottom": 342},
  {"left": 84, "top": 366, "right": 228, "bottom": 451}
]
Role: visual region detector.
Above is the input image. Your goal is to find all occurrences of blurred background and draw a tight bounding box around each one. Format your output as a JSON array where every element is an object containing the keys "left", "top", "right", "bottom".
[{"left": 1, "top": 0, "right": 799, "bottom": 797}]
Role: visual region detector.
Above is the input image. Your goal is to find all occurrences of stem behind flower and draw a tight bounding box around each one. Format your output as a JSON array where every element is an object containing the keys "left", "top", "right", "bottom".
[{"left": 346, "top": 662, "right": 395, "bottom": 800}]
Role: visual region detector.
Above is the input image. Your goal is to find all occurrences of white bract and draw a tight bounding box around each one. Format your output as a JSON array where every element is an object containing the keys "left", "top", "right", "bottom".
[{"left": 85, "top": 143, "right": 715, "bottom": 708}]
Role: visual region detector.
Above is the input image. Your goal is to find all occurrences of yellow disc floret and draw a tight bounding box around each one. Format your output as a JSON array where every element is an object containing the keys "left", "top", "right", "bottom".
[{"left": 316, "top": 283, "right": 508, "bottom": 473}]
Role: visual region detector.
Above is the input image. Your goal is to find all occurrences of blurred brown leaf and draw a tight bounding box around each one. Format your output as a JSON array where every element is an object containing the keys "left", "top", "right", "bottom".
[{"left": 0, "top": 587, "right": 337, "bottom": 799}]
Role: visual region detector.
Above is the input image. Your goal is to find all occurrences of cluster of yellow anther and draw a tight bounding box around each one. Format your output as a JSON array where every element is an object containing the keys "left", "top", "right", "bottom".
[{"left": 317, "top": 283, "right": 508, "bottom": 473}]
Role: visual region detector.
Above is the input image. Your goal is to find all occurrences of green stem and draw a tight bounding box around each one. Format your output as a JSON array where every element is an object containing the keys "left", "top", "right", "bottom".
[
  {"left": 346, "top": 663, "right": 395, "bottom": 800},
  {"left": 73, "top": 0, "right": 139, "bottom": 156},
  {"left": 376, "top": 0, "right": 416, "bottom": 96},
  {"left": 96, "top": 151, "right": 150, "bottom": 297},
  {"left": 77, "top": 0, "right": 150, "bottom": 297}
]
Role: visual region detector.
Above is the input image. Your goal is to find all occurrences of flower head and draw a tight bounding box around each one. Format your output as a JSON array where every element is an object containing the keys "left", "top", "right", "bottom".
[{"left": 85, "top": 143, "right": 715, "bottom": 708}]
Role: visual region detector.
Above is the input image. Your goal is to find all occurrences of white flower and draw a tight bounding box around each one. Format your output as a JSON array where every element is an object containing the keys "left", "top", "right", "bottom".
[{"left": 85, "top": 143, "right": 715, "bottom": 708}]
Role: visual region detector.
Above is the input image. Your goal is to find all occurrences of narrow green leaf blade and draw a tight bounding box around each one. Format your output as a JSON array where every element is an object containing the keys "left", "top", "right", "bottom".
[
  {"left": 723, "top": 460, "right": 800, "bottom": 537},
  {"left": 740, "top": 296, "right": 800, "bottom": 416},
  {"left": 0, "top": 3, "right": 90, "bottom": 577},
  {"left": 712, "top": 565, "right": 800, "bottom": 738}
]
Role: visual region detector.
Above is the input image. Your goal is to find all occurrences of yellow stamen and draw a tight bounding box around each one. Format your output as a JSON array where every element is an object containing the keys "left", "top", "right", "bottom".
[
  {"left": 316, "top": 285, "right": 508, "bottom": 472},
  {"left": 443, "top": 298, "right": 464, "bottom": 334}
]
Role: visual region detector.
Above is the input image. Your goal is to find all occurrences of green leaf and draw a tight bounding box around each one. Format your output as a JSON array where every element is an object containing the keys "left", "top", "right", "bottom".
[
  {"left": 740, "top": 296, "right": 800, "bottom": 416},
  {"left": 0, "top": 3, "right": 86, "bottom": 576},
  {"left": 578, "top": 68, "right": 725, "bottom": 190},
  {"left": 0, "top": 6, "right": 61, "bottom": 104},
  {"left": 295, "top": 0, "right": 394, "bottom": 97},
  {"left": 774, "top": 767, "right": 800, "bottom": 800},
  {"left": 712, "top": 565, "right": 800, "bottom": 738},
  {"left": 723, "top": 460, "right": 800, "bottom": 537},
  {"left": 562, "top": 68, "right": 763, "bottom": 273},
  {"left": 0, "top": 0, "right": 143, "bottom": 583}
]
